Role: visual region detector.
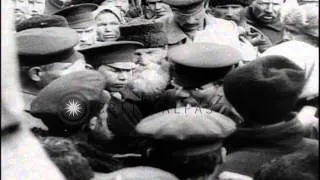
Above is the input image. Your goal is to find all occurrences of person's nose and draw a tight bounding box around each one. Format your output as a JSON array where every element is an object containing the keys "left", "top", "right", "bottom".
[
  {"left": 265, "top": 3, "right": 273, "bottom": 13},
  {"left": 155, "top": 2, "right": 161, "bottom": 10},
  {"left": 225, "top": 7, "right": 233, "bottom": 17},
  {"left": 282, "top": 30, "right": 292, "bottom": 41},
  {"left": 118, "top": 71, "right": 128, "bottom": 81},
  {"left": 186, "top": 16, "right": 198, "bottom": 24},
  {"left": 104, "top": 25, "right": 112, "bottom": 32},
  {"left": 79, "top": 34, "right": 89, "bottom": 43}
]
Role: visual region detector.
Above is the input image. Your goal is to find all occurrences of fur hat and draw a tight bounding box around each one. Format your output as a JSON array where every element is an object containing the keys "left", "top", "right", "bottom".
[
  {"left": 16, "top": 15, "right": 69, "bottom": 32},
  {"left": 209, "top": 0, "right": 254, "bottom": 7},
  {"left": 119, "top": 21, "right": 168, "bottom": 48},
  {"left": 223, "top": 55, "right": 306, "bottom": 125}
]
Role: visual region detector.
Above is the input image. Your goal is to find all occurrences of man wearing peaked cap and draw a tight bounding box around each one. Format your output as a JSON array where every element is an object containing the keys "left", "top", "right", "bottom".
[
  {"left": 15, "top": 14, "right": 69, "bottom": 32},
  {"left": 150, "top": 43, "right": 244, "bottom": 123},
  {"left": 29, "top": 70, "right": 110, "bottom": 137},
  {"left": 135, "top": 107, "right": 236, "bottom": 179},
  {"left": 80, "top": 41, "right": 147, "bottom": 152},
  {"left": 219, "top": 55, "right": 318, "bottom": 177},
  {"left": 54, "top": 3, "right": 98, "bottom": 50},
  {"left": 17, "top": 27, "right": 88, "bottom": 129}
]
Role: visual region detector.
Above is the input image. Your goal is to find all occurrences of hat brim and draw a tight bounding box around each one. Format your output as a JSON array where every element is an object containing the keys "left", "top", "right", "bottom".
[{"left": 108, "top": 62, "right": 137, "bottom": 70}]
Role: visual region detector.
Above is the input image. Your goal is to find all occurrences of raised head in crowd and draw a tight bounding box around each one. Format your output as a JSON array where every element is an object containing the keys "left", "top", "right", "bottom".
[
  {"left": 297, "top": 0, "right": 319, "bottom": 5},
  {"left": 207, "top": 0, "right": 273, "bottom": 53},
  {"left": 13, "top": 0, "right": 46, "bottom": 25},
  {"left": 118, "top": 21, "right": 170, "bottom": 98},
  {"left": 244, "top": 0, "right": 285, "bottom": 45},
  {"left": 141, "top": 0, "right": 173, "bottom": 21},
  {"left": 136, "top": 107, "right": 237, "bottom": 179},
  {"left": 94, "top": 5, "right": 122, "bottom": 42},
  {"left": 220, "top": 55, "right": 319, "bottom": 177},
  {"left": 54, "top": 3, "right": 98, "bottom": 49}
]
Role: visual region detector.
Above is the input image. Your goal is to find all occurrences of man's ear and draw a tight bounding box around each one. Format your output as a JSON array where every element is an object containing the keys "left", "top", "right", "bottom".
[
  {"left": 221, "top": 147, "right": 227, "bottom": 163},
  {"left": 28, "top": 67, "right": 41, "bottom": 81}
]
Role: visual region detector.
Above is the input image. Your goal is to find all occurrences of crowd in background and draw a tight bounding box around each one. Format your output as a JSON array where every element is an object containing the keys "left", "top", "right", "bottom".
[{"left": 2, "top": 0, "right": 319, "bottom": 180}]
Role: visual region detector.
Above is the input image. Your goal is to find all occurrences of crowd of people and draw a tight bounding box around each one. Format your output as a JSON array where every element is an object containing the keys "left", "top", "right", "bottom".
[{"left": 2, "top": 0, "right": 319, "bottom": 179}]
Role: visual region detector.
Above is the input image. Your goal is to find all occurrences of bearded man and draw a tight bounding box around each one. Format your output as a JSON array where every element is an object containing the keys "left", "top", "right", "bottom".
[{"left": 119, "top": 21, "right": 172, "bottom": 117}]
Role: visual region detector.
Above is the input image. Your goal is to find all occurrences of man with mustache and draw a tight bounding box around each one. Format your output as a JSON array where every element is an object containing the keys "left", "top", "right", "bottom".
[
  {"left": 207, "top": 0, "right": 272, "bottom": 52},
  {"left": 243, "top": 0, "right": 285, "bottom": 45},
  {"left": 151, "top": 43, "right": 244, "bottom": 123},
  {"left": 119, "top": 21, "right": 172, "bottom": 117}
]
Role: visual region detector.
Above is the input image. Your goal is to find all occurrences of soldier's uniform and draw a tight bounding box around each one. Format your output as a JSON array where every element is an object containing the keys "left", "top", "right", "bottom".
[
  {"left": 152, "top": 43, "right": 244, "bottom": 123},
  {"left": 17, "top": 27, "right": 84, "bottom": 130}
]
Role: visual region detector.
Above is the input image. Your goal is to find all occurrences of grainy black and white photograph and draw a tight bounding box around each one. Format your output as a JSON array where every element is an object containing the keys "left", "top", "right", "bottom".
[{"left": 1, "top": 0, "right": 319, "bottom": 179}]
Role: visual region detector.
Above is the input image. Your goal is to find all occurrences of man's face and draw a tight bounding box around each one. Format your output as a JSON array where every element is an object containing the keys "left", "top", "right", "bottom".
[
  {"left": 27, "top": 0, "right": 45, "bottom": 17},
  {"left": 96, "top": 12, "right": 121, "bottom": 42},
  {"left": 129, "top": 47, "right": 170, "bottom": 96},
  {"left": 172, "top": 81, "right": 223, "bottom": 108},
  {"left": 14, "top": 0, "right": 29, "bottom": 24},
  {"left": 212, "top": 4, "right": 244, "bottom": 25},
  {"left": 173, "top": 7, "right": 206, "bottom": 33},
  {"left": 37, "top": 59, "right": 87, "bottom": 87},
  {"left": 74, "top": 26, "right": 97, "bottom": 50},
  {"left": 98, "top": 64, "right": 132, "bottom": 92},
  {"left": 101, "top": 0, "right": 130, "bottom": 14},
  {"left": 144, "top": 0, "right": 172, "bottom": 19},
  {"left": 251, "top": 0, "right": 284, "bottom": 24}
]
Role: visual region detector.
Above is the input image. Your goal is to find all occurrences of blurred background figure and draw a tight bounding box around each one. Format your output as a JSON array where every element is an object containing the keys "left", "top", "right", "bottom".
[
  {"left": 297, "top": 0, "right": 319, "bottom": 5},
  {"left": 94, "top": 5, "right": 122, "bottom": 42},
  {"left": 44, "top": 0, "right": 73, "bottom": 14},
  {"left": 2, "top": 0, "right": 66, "bottom": 179},
  {"left": 55, "top": 3, "right": 98, "bottom": 50},
  {"left": 13, "top": 0, "right": 46, "bottom": 25},
  {"left": 141, "top": 0, "right": 172, "bottom": 21}
]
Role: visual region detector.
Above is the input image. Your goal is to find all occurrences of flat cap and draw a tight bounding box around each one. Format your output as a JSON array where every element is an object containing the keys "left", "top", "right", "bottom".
[
  {"left": 168, "top": 43, "right": 242, "bottom": 88},
  {"left": 209, "top": 0, "right": 254, "bottom": 7},
  {"left": 119, "top": 21, "right": 168, "bottom": 48},
  {"left": 54, "top": 3, "right": 98, "bottom": 29},
  {"left": 162, "top": 0, "right": 203, "bottom": 7},
  {"left": 16, "top": 27, "right": 81, "bottom": 66},
  {"left": 79, "top": 41, "right": 144, "bottom": 70},
  {"left": 44, "top": 0, "right": 73, "bottom": 15},
  {"left": 94, "top": 5, "right": 123, "bottom": 23},
  {"left": 223, "top": 55, "right": 306, "bottom": 124},
  {"left": 94, "top": 166, "right": 179, "bottom": 180},
  {"left": 136, "top": 107, "right": 236, "bottom": 142},
  {"left": 16, "top": 15, "right": 69, "bottom": 32},
  {"left": 30, "top": 70, "right": 110, "bottom": 134}
]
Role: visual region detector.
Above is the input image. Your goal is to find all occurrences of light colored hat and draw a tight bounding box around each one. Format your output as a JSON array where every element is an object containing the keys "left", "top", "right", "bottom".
[
  {"left": 94, "top": 5, "right": 124, "bottom": 23},
  {"left": 261, "top": 40, "right": 319, "bottom": 99}
]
